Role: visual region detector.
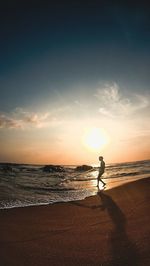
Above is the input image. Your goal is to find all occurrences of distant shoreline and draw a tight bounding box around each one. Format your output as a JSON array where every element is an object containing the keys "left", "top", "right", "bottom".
[{"left": 0, "top": 158, "right": 150, "bottom": 166}]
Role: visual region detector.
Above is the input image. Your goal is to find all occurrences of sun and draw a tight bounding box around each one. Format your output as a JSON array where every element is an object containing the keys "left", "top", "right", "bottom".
[{"left": 83, "top": 127, "right": 109, "bottom": 151}]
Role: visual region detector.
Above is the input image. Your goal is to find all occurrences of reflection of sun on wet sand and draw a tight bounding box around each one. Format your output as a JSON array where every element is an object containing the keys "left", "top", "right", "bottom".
[
  {"left": 101, "top": 174, "right": 150, "bottom": 191},
  {"left": 0, "top": 177, "right": 150, "bottom": 266}
]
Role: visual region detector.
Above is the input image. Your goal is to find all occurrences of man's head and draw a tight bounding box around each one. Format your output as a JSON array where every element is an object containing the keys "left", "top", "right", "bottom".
[{"left": 99, "top": 156, "right": 103, "bottom": 161}]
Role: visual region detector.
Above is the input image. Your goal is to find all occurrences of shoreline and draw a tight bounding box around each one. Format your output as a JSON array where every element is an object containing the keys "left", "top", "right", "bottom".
[
  {"left": 0, "top": 177, "right": 150, "bottom": 265},
  {"left": 0, "top": 175, "right": 149, "bottom": 211}
]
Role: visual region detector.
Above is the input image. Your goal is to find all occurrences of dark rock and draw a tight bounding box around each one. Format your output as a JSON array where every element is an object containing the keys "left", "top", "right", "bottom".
[
  {"left": 75, "top": 165, "right": 93, "bottom": 172},
  {"left": 1, "top": 164, "right": 13, "bottom": 172},
  {"left": 42, "top": 165, "right": 65, "bottom": 173}
]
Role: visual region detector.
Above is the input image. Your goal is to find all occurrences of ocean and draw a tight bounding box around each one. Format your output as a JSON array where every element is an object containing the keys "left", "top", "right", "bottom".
[{"left": 0, "top": 160, "right": 150, "bottom": 209}]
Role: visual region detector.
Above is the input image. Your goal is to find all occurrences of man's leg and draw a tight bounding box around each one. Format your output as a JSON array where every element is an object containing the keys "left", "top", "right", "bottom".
[
  {"left": 97, "top": 178, "right": 99, "bottom": 187},
  {"left": 100, "top": 178, "right": 106, "bottom": 186}
]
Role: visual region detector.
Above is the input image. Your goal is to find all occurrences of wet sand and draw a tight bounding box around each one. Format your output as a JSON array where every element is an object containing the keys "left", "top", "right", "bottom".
[{"left": 0, "top": 177, "right": 150, "bottom": 266}]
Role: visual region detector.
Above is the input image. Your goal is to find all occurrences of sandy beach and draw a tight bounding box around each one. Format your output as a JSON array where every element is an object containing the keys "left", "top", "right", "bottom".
[{"left": 0, "top": 177, "right": 149, "bottom": 266}]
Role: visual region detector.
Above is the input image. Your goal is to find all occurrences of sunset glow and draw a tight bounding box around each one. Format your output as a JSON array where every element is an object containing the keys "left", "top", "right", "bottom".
[
  {"left": 83, "top": 128, "right": 110, "bottom": 151},
  {"left": 0, "top": 2, "right": 150, "bottom": 164}
]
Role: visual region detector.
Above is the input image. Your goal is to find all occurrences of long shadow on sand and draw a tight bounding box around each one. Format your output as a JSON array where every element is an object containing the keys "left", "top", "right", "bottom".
[{"left": 98, "top": 191, "right": 139, "bottom": 266}]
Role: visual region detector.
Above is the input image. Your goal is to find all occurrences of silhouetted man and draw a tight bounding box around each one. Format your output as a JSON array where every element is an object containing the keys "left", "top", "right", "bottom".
[{"left": 97, "top": 156, "right": 106, "bottom": 187}]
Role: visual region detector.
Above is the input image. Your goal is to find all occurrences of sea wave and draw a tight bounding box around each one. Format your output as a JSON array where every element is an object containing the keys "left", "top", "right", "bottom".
[{"left": 0, "top": 160, "right": 149, "bottom": 209}]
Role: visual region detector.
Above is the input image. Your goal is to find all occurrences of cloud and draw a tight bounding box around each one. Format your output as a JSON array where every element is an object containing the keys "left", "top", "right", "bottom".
[
  {"left": 0, "top": 106, "right": 70, "bottom": 129},
  {"left": 95, "top": 83, "right": 149, "bottom": 118},
  {"left": 0, "top": 114, "right": 22, "bottom": 129},
  {"left": 0, "top": 109, "right": 50, "bottom": 129}
]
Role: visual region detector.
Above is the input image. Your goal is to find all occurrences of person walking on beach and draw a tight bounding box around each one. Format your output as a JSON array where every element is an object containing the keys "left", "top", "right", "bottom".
[{"left": 97, "top": 156, "right": 106, "bottom": 188}]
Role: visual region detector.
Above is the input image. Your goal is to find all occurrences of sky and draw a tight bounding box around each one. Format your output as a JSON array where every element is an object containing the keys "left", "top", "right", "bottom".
[{"left": 0, "top": 0, "right": 150, "bottom": 164}]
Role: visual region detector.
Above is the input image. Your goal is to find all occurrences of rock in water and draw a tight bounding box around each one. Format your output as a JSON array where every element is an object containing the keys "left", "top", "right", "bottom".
[
  {"left": 42, "top": 165, "right": 65, "bottom": 173},
  {"left": 75, "top": 165, "right": 93, "bottom": 171},
  {"left": 1, "top": 164, "right": 13, "bottom": 172}
]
